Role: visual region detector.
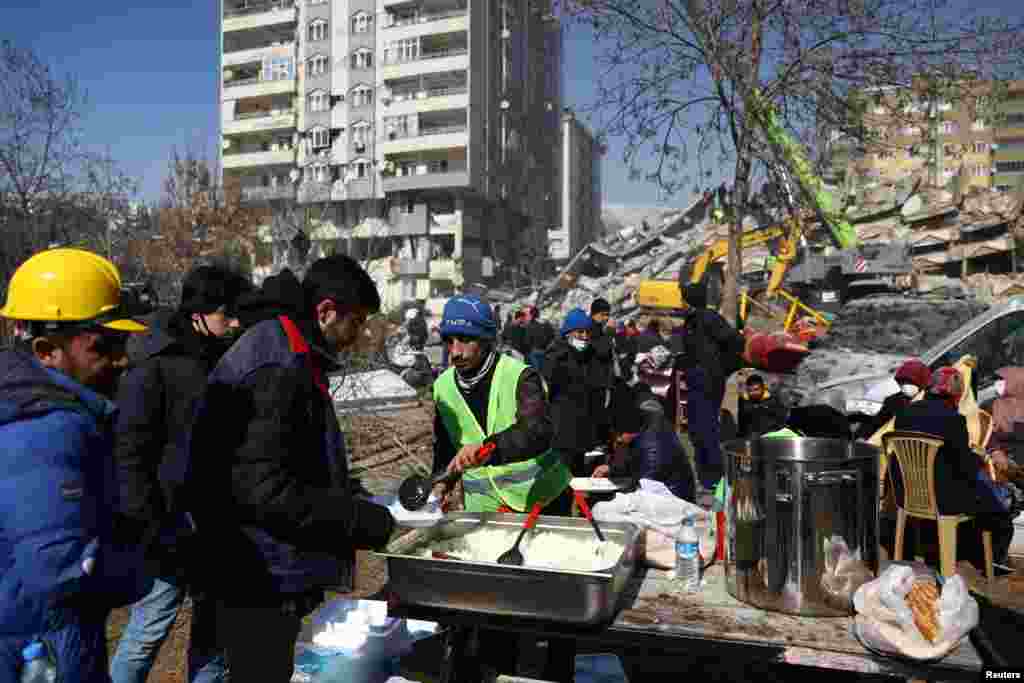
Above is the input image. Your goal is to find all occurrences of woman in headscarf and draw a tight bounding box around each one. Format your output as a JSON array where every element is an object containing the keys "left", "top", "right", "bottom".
[{"left": 855, "top": 359, "right": 932, "bottom": 440}]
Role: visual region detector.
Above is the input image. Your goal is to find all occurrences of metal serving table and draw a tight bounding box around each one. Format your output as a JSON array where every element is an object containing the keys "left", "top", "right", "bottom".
[{"left": 386, "top": 563, "right": 984, "bottom": 682}]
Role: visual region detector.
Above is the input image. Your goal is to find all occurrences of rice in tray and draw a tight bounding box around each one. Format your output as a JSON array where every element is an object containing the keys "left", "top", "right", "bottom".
[{"left": 419, "top": 527, "right": 624, "bottom": 572}]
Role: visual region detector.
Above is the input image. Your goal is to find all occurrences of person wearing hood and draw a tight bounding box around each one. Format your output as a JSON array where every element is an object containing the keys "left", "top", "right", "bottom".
[
  {"left": 594, "top": 383, "right": 696, "bottom": 502},
  {"left": 110, "top": 265, "right": 252, "bottom": 683},
  {"left": 543, "top": 308, "right": 616, "bottom": 478},
  {"left": 524, "top": 305, "right": 555, "bottom": 372},
  {"left": 0, "top": 249, "right": 150, "bottom": 683},
  {"left": 672, "top": 280, "right": 746, "bottom": 489},
  {"left": 989, "top": 367, "right": 1024, "bottom": 463},
  {"left": 892, "top": 367, "right": 1014, "bottom": 570},
  {"left": 184, "top": 257, "right": 395, "bottom": 681},
  {"left": 855, "top": 359, "right": 932, "bottom": 440}
]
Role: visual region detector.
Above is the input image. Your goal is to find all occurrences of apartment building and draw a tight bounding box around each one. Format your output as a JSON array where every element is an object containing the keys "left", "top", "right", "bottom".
[
  {"left": 839, "top": 80, "right": 1024, "bottom": 193},
  {"left": 548, "top": 109, "right": 602, "bottom": 263},
  {"left": 220, "top": 0, "right": 562, "bottom": 309}
]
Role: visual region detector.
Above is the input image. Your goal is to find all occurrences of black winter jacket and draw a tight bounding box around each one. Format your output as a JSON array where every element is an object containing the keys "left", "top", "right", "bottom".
[
  {"left": 676, "top": 308, "right": 745, "bottom": 402},
  {"left": 610, "top": 405, "right": 696, "bottom": 502},
  {"left": 187, "top": 270, "right": 393, "bottom": 604},
  {"left": 543, "top": 338, "right": 613, "bottom": 466},
  {"left": 113, "top": 311, "right": 229, "bottom": 575}
]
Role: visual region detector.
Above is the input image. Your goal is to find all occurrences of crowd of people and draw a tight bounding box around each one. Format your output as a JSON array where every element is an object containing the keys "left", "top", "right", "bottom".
[{"left": 2, "top": 244, "right": 1022, "bottom": 681}]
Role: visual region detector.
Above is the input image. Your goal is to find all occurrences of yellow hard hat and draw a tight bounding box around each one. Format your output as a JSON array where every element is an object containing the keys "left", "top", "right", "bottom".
[{"left": 0, "top": 248, "right": 146, "bottom": 332}]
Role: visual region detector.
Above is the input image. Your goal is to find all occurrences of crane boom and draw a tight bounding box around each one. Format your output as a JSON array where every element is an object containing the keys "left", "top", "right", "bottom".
[{"left": 746, "top": 89, "right": 859, "bottom": 249}]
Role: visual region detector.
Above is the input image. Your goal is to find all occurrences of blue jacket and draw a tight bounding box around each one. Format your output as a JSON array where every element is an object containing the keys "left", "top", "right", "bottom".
[
  {"left": 186, "top": 314, "right": 393, "bottom": 603},
  {"left": 0, "top": 349, "right": 150, "bottom": 679}
]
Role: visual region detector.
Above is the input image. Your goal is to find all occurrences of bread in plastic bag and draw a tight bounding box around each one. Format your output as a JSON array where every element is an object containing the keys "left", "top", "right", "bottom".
[{"left": 853, "top": 563, "right": 979, "bottom": 660}]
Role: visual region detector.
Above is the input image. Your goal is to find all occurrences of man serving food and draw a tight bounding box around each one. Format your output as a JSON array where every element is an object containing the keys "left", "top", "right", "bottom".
[{"left": 432, "top": 295, "right": 571, "bottom": 513}]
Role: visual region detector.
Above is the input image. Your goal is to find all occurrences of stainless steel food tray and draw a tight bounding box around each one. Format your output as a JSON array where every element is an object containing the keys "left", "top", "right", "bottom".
[{"left": 374, "top": 512, "right": 640, "bottom": 626}]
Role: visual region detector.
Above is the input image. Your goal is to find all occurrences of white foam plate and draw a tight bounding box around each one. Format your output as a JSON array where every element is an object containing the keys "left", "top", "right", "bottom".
[
  {"left": 570, "top": 477, "right": 629, "bottom": 492},
  {"left": 369, "top": 494, "right": 444, "bottom": 528}
]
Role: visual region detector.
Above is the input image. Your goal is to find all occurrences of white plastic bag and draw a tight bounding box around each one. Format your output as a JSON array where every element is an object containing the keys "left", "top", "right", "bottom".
[
  {"left": 592, "top": 482, "right": 705, "bottom": 569},
  {"left": 821, "top": 536, "right": 874, "bottom": 610},
  {"left": 875, "top": 564, "right": 917, "bottom": 629},
  {"left": 853, "top": 564, "right": 979, "bottom": 660},
  {"left": 937, "top": 575, "right": 979, "bottom": 644}
]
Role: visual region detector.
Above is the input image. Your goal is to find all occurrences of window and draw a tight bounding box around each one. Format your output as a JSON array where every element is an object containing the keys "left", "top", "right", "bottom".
[
  {"left": 398, "top": 196, "right": 416, "bottom": 214},
  {"left": 1007, "top": 113, "right": 1024, "bottom": 126},
  {"left": 308, "top": 89, "right": 328, "bottom": 112},
  {"left": 428, "top": 159, "right": 450, "bottom": 173},
  {"left": 386, "top": 38, "right": 419, "bottom": 64},
  {"left": 350, "top": 85, "right": 373, "bottom": 107},
  {"left": 934, "top": 312, "right": 1024, "bottom": 394},
  {"left": 996, "top": 160, "right": 1024, "bottom": 174},
  {"left": 308, "top": 19, "right": 327, "bottom": 42},
  {"left": 385, "top": 115, "right": 410, "bottom": 138},
  {"left": 307, "top": 54, "right": 328, "bottom": 77},
  {"left": 309, "top": 126, "right": 330, "bottom": 149},
  {"left": 351, "top": 121, "right": 371, "bottom": 146},
  {"left": 352, "top": 11, "right": 372, "bottom": 33},
  {"left": 306, "top": 163, "right": 330, "bottom": 183},
  {"left": 352, "top": 159, "right": 369, "bottom": 179},
  {"left": 264, "top": 57, "right": 293, "bottom": 81},
  {"left": 351, "top": 49, "right": 373, "bottom": 69}
]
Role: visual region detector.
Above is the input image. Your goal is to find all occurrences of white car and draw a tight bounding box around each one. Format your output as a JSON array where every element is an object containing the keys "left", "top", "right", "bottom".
[{"left": 810, "top": 296, "right": 1024, "bottom": 417}]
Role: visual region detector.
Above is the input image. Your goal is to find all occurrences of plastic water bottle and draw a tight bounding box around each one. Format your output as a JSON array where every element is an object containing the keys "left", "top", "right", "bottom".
[
  {"left": 675, "top": 515, "right": 701, "bottom": 592},
  {"left": 20, "top": 641, "right": 56, "bottom": 683}
]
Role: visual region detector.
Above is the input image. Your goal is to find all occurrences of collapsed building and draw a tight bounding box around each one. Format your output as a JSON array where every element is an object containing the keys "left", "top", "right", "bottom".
[{"left": 535, "top": 176, "right": 1024, "bottom": 323}]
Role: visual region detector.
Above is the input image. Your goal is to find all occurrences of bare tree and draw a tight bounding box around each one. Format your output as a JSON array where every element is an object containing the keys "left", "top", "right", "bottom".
[
  {"left": 565, "top": 0, "right": 1024, "bottom": 320},
  {"left": 0, "top": 40, "right": 140, "bottom": 290}
]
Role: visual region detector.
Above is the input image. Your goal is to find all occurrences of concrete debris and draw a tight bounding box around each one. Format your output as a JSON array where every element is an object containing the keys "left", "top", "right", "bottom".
[{"left": 536, "top": 175, "right": 1023, "bottom": 327}]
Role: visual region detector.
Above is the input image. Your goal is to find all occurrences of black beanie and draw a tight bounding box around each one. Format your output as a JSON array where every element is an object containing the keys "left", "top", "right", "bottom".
[{"left": 590, "top": 297, "right": 612, "bottom": 316}]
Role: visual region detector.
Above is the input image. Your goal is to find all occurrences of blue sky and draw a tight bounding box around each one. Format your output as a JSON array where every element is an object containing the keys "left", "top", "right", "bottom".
[{"left": 3, "top": 0, "right": 1021, "bottom": 210}]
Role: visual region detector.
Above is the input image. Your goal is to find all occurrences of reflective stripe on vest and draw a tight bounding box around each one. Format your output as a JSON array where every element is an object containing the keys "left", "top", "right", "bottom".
[{"left": 433, "top": 355, "right": 570, "bottom": 512}]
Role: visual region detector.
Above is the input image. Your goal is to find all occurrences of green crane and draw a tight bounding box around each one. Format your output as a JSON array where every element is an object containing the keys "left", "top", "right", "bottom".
[{"left": 745, "top": 89, "right": 860, "bottom": 249}]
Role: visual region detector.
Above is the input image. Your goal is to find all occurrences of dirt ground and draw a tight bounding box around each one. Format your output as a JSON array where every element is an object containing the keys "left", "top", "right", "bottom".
[{"left": 105, "top": 403, "right": 435, "bottom": 682}]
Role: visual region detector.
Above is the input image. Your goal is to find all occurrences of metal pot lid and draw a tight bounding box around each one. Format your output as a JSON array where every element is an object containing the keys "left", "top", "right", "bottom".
[{"left": 723, "top": 437, "right": 880, "bottom": 462}]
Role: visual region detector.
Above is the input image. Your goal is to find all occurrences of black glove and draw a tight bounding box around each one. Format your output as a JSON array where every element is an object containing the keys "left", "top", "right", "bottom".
[{"left": 351, "top": 499, "right": 395, "bottom": 551}]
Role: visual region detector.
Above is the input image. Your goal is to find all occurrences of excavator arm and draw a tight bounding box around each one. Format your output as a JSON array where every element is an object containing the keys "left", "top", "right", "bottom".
[{"left": 746, "top": 89, "right": 859, "bottom": 250}]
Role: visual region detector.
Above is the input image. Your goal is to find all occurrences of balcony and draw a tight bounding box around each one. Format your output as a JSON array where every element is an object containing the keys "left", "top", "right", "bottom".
[
  {"left": 241, "top": 185, "right": 296, "bottom": 202},
  {"left": 382, "top": 125, "right": 468, "bottom": 154},
  {"left": 222, "top": 76, "right": 295, "bottom": 101},
  {"left": 222, "top": 148, "right": 295, "bottom": 169},
  {"left": 395, "top": 259, "right": 429, "bottom": 276},
  {"left": 223, "top": 109, "right": 295, "bottom": 135},
  {"left": 385, "top": 87, "right": 468, "bottom": 115},
  {"left": 382, "top": 164, "right": 469, "bottom": 192},
  {"left": 382, "top": 48, "right": 469, "bottom": 80},
  {"left": 223, "top": 2, "right": 296, "bottom": 33},
  {"left": 429, "top": 258, "right": 457, "bottom": 280},
  {"left": 222, "top": 42, "right": 295, "bottom": 68},
  {"left": 384, "top": 9, "right": 468, "bottom": 41}
]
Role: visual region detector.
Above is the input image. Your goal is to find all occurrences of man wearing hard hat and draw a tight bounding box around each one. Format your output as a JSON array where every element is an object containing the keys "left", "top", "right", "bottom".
[{"left": 0, "top": 249, "right": 149, "bottom": 682}]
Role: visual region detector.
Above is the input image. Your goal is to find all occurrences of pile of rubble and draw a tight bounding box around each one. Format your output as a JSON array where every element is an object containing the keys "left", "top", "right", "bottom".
[{"left": 536, "top": 178, "right": 1024, "bottom": 322}]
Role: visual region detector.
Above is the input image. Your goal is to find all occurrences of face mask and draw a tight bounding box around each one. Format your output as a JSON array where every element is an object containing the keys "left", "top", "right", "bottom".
[
  {"left": 568, "top": 337, "right": 590, "bottom": 352},
  {"left": 901, "top": 384, "right": 919, "bottom": 399},
  {"left": 996, "top": 379, "right": 1007, "bottom": 397}
]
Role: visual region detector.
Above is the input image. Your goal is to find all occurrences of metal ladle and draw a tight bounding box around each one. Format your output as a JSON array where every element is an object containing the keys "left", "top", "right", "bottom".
[{"left": 397, "top": 442, "right": 496, "bottom": 511}]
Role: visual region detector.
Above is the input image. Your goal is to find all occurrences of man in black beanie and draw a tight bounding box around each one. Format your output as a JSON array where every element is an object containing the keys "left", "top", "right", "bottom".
[{"left": 673, "top": 280, "right": 745, "bottom": 489}]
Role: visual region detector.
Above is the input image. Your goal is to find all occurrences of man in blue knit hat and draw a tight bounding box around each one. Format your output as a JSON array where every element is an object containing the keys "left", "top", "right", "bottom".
[
  {"left": 432, "top": 295, "right": 569, "bottom": 513},
  {"left": 432, "top": 295, "right": 574, "bottom": 681}
]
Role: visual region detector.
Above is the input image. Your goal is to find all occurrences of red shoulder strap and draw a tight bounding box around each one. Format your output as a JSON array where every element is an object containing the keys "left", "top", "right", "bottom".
[{"left": 278, "top": 315, "right": 330, "bottom": 398}]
